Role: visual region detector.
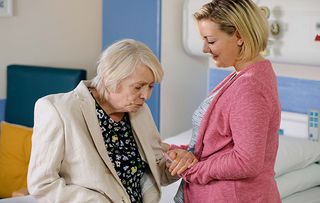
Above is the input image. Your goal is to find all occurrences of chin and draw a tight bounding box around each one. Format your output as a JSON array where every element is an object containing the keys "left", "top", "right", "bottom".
[
  {"left": 213, "top": 61, "right": 223, "bottom": 67},
  {"left": 129, "top": 107, "right": 141, "bottom": 112},
  {"left": 213, "top": 61, "right": 230, "bottom": 69}
]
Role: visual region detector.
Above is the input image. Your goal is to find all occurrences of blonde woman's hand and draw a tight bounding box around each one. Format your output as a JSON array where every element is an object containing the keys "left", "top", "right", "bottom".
[{"left": 167, "top": 149, "right": 198, "bottom": 176}]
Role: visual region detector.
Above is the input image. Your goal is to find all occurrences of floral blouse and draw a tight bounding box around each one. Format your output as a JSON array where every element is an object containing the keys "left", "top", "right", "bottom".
[{"left": 94, "top": 102, "right": 146, "bottom": 203}]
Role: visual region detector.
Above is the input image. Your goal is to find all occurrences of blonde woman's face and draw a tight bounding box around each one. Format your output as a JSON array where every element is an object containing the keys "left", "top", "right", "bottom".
[
  {"left": 107, "top": 64, "right": 155, "bottom": 112},
  {"left": 197, "top": 19, "right": 243, "bottom": 68}
]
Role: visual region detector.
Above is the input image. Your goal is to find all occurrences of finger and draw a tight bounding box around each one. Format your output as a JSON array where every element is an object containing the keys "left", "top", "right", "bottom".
[
  {"left": 172, "top": 160, "right": 189, "bottom": 176},
  {"left": 168, "top": 152, "right": 180, "bottom": 171},
  {"left": 166, "top": 160, "right": 172, "bottom": 168},
  {"left": 169, "top": 159, "right": 179, "bottom": 172},
  {"left": 161, "top": 143, "right": 170, "bottom": 152},
  {"left": 177, "top": 164, "right": 189, "bottom": 175},
  {"left": 171, "top": 158, "right": 187, "bottom": 175},
  {"left": 167, "top": 151, "right": 177, "bottom": 160},
  {"left": 188, "top": 159, "right": 198, "bottom": 168}
]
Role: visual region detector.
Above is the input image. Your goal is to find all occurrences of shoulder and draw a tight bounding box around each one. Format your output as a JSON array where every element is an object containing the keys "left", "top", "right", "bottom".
[
  {"left": 234, "top": 61, "right": 277, "bottom": 92},
  {"left": 239, "top": 60, "right": 276, "bottom": 83},
  {"left": 36, "top": 81, "right": 91, "bottom": 107},
  {"left": 36, "top": 92, "right": 74, "bottom": 108}
]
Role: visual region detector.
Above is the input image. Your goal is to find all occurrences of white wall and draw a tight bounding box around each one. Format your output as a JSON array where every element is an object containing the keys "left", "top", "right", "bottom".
[
  {"left": 0, "top": 0, "right": 102, "bottom": 99},
  {"left": 160, "top": 0, "right": 208, "bottom": 139}
]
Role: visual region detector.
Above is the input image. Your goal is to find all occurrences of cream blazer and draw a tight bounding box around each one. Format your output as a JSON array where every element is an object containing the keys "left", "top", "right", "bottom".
[{"left": 27, "top": 81, "right": 177, "bottom": 203}]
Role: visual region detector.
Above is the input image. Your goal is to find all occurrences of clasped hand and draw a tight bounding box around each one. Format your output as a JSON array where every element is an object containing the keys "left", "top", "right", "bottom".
[{"left": 162, "top": 144, "right": 198, "bottom": 176}]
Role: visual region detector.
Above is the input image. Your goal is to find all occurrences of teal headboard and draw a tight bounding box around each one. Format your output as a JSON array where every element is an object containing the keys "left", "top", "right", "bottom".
[{"left": 5, "top": 64, "right": 87, "bottom": 127}]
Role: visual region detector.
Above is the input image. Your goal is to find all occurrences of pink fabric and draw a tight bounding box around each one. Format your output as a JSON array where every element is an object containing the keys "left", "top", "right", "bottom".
[
  {"left": 181, "top": 60, "right": 281, "bottom": 203},
  {"left": 169, "top": 144, "right": 188, "bottom": 151}
]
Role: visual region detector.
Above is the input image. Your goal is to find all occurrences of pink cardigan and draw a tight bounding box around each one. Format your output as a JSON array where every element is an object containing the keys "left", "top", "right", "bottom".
[{"left": 181, "top": 60, "right": 281, "bottom": 203}]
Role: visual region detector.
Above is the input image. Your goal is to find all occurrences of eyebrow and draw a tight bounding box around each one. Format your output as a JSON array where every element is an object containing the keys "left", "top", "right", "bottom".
[{"left": 131, "top": 81, "right": 154, "bottom": 86}]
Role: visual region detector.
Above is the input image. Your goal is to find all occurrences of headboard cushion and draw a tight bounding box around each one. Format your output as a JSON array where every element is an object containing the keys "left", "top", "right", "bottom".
[{"left": 5, "top": 64, "right": 87, "bottom": 127}]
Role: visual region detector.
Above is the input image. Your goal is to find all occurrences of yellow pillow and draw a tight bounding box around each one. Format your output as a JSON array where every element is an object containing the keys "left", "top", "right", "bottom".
[{"left": 0, "top": 121, "right": 32, "bottom": 198}]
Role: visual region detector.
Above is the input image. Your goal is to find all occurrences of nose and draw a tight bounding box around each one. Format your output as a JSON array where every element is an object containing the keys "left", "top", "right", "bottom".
[
  {"left": 202, "top": 41, "right": 211, "bottom": 54},
  {"left": 141, "top": 86, "right": 152, "bottom": 100}
]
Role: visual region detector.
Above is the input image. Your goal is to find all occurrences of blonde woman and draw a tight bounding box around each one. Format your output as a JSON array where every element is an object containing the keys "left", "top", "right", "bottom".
[{"left": 165, "top": 0, "right": 281, "bottom": 202}]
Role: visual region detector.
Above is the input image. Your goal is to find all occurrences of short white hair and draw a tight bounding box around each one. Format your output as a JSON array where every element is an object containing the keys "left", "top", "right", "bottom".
[{"left": 91, "top": 39, "right": 163, "bottom": 101}]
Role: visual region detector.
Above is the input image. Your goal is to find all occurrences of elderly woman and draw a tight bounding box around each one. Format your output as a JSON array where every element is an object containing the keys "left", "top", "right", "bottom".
[{"left": 27, "top": 39, "right": 195, "bottom": 203}]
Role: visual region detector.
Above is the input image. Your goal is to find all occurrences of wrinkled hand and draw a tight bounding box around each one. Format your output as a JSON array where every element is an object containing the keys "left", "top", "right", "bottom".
[
  {"left": 161, "top": 142, "right": 170, "bottom": 152},
  {"left": 166, "top": 149, "right": 198, "bottom": 176}
]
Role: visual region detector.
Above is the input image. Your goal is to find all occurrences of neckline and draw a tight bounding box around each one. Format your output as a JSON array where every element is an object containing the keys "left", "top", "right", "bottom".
[{"left": 88, "top": 87, "right": 125, "bottom": 122}]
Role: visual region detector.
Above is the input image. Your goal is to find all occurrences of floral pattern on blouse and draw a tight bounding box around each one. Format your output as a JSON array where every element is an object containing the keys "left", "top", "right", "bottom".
[{"left": 94, "top": 102, "right": 146, "bottom": 203}]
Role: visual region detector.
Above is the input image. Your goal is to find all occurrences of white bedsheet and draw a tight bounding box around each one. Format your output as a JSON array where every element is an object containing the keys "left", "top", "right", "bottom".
[
  {"left": 160, "top": 180, "right": 181, "bottom": 203},
  {"left": 160, "top": 185, "right": 320, "bottom": 203},
  {"left": 161, "top": 129, "right": 320, "bottom": 203},
  {"left": 0, "top": 196, "right": 36, "bottom": 203},
  {"left": 282, "top": 187, "right": 320, "bottom": 203},
  {"left": 163, "top": 129, "right": 191, "bottom": 145}
]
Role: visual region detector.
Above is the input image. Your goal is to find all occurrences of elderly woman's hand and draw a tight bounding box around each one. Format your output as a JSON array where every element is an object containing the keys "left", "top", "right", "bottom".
[
  {"left": 161, "top": 142, "right": 170, "bottom": 152},
  {"left": 166, "top": 149, "right": 198, "bottom": 176}
]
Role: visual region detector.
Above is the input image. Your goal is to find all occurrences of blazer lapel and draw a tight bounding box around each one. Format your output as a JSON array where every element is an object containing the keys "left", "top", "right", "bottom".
[
  {"left": 75, "top": 81, "right": 122, "bottom": 184},
  {"left": 129, "top": 108, "right": 161, "bottom": 188}
]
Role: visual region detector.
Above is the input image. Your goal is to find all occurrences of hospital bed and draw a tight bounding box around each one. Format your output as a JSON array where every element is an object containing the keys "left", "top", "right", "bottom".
[{"left": 160, "top": 68, "right": 320, "bottom": 203}]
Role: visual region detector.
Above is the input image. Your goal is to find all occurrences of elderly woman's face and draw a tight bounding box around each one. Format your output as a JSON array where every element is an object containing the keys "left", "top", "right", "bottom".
[{"left": 108, "top": 64, "right": 155, "bottom": 112}]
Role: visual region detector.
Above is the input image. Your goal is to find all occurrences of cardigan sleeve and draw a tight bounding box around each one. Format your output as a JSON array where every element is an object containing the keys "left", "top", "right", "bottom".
[
  {"left": 169, "top": 144, "right": 189, "bottom": 150},
  {"left": 181, "top": 79, "right": 275, "bottom": 184}
]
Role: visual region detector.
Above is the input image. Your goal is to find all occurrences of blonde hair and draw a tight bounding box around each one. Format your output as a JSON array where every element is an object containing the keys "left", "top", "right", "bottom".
[
  {"left": 194, "top": 0, "right": 268, "bottom": 62},
  {"left": 91, "top": 39, "right": 163, "bottom": 100}
]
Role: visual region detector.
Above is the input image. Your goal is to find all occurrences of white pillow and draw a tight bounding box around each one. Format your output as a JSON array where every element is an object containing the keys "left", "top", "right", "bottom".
[
  {"left": 276, "top": 163, "right": 320, "bottom": 199},
  {"left": 275, "top": 136, "right": 320, "bottom": 177}
]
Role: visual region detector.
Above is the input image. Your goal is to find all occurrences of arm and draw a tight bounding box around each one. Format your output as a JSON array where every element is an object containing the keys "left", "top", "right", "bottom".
[
  {"left": 181, "top": 82, "right": 273, "bottom": 185},
  {"left": 151, "top": 136, "right": 181, "bottom": 186},
  {"left": 27, "top": 98, "right": 110, "bottom": 203}
]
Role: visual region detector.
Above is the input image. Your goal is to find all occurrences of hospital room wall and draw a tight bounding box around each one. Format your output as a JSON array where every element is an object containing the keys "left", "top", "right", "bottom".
[
  {"left": 0, "top": 0, "right": 102, "bottom": 121},
  {"left": 2, "top": 1, "right": 317, "bottom": 139},
  {"left": 160, "top": 0, "right": 208, "bottom": 138},
  {"left": 0, "top": 0, "right": 206, "bottom": 140},
  {"left": 100, "top": 0, "right": 208, "bottom": 139}
]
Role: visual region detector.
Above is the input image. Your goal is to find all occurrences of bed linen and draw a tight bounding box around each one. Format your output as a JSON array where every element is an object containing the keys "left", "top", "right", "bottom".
[
  {"left": 282, "top": 187, "right": 320, "bottom": 203},
  {"left": 275, "top": 136, "right": 320, "bottom": 177},
  {"left": 160, "top": 129, "right": 320, "bottom": 203},
  {"left": 276, "top": 163, "right": 320, "bottom": 199},
  {"left": 0, "top": 196, "right": 36, "bottom": 203}
]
